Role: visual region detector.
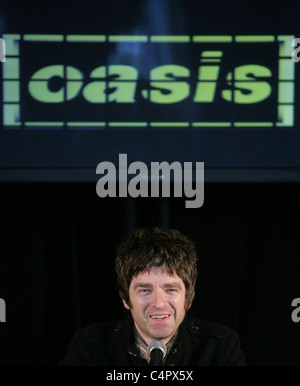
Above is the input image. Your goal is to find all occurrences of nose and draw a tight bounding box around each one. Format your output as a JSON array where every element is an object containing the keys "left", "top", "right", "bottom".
[{"left": 150, "top": 289, "right": 167, "bottom": 308}]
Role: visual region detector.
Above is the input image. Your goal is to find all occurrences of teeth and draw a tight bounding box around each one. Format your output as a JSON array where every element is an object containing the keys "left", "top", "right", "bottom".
[{"left": 150, "top": 315, "right": 168, "bottom": 319}]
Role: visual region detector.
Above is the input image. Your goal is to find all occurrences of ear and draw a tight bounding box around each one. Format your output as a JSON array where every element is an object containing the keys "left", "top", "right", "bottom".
[
  {"left": 122, "top": 298, "right": 130, "bottom": 310},
  {"left": 185, "top": 295, "right": 194, "bottom": 311},
  {"left": 186, "top": 291, "right": 195, "bottom": 310}
]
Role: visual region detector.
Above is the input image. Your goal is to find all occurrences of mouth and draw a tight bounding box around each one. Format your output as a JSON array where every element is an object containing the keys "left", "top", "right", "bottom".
[{"left": 149, "top": 314, "right": 171, "bottom": 322}]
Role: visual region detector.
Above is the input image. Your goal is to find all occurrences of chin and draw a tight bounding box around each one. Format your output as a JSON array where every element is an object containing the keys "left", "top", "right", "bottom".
[{"left": 151, "top": 327, "right": 174, "bottom": 340}]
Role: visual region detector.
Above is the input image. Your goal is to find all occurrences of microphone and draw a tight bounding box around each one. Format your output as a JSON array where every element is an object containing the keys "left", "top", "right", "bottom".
[{"left": 147, "top": 341, "right": 167, "bottom": 366}]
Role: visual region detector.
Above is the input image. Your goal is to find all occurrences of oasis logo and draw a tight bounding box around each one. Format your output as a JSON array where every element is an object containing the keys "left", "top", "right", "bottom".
[
  {"left": 1, "top": 34, "right": 295, "bottom": 128},
  {"left": 27, "top": 62, "right": 272, "bottom": 105},
  {"left": 0, "top": 298, "right": 6, "bottom": 322}
]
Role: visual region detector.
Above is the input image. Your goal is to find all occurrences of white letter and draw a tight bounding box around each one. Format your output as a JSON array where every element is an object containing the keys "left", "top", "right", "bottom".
[
  {"left": 118, "top": 154, "right": 128, "bottom": 197},
  {"left": 150, "top": 161, "right": 182, "bottom": 198},
  {"left": 0, "top": 298, "right": 6, "bottom": 322},
  {"left": 106, "top": 373, "right": 112, "bottom": 381},
  {"left": 134, "top": 373, "right": 140, "bottom": 384},
  {"left": 128, "top": 161, "right": 148, "bottom": 198},
  {"left": 96, "top": 162, "right": 117, "bottom": 197},
  {"left": 184, "top": 162, "right": 204, "bottom": 209},
  {"left": 291, "top": 298, "right": 300, "bottom": 322},
  {"left": 0, "top": 38, "right": 5, "bottom": 62},
  {"left": 292, "top": 38, "right": 300, "bottom": 63}
]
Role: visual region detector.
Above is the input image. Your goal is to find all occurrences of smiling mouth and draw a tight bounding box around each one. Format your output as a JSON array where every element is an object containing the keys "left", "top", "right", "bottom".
[{"left": 149, "top": 314, "right": 170, "bottom": 320}]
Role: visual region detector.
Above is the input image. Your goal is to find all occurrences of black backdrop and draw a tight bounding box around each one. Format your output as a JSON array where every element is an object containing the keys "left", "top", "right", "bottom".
[
  {"left": 1, "top": 0, "right": 300, "bottom": 367},
  {"left": 0, "top": 181, "right": 300, "bottom": 366}
]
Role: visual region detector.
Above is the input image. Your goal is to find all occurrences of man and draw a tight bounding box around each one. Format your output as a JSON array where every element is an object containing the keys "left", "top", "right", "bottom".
[{"left": 60, "top": 227, "right": 246, "bottom": 365}]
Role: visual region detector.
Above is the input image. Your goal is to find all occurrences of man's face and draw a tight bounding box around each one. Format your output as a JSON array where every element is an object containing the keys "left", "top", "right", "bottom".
[{"left": 122, "top": 266, "right": 187, "bottom": 345}]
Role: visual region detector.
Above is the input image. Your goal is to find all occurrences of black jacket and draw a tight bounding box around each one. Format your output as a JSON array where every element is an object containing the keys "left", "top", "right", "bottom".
[{"left": 60, "top": 315, "right": 246, "bottom": 366}]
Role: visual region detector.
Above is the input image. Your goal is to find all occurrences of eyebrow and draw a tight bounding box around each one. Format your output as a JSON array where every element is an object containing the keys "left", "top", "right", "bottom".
[
  {"left": 163, "top": 283, "right": 182, "bottom": 289},
  {"left": 133, "top": 283, "right": 152, "bottom": 290},
  {"left": 133, "top": 282, "right": 182, "bottom": 290}
]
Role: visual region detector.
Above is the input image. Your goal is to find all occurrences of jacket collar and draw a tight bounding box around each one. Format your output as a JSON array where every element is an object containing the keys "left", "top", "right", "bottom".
[{"left": 124, "top": 313, "right": 188, "bottom": 366}]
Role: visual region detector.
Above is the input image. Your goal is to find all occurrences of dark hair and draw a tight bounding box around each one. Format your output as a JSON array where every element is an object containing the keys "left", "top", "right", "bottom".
[{"left": 115, "top": 227, "right": 198, "bottom": 308}]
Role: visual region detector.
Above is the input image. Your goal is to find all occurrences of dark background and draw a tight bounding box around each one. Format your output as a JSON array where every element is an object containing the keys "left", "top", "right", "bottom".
[
  {"left": 1, "top": 182, "right": 300, "bottom": 366},
  {"left": 0, "top": 0, "right": 300, "bottom": 366}
]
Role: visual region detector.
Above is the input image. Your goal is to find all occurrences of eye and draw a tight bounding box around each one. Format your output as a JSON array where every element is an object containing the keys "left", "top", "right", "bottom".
[
  {"left": 166, "top": 288, "right": 177, "bottom": 293},
  {"left": 139, "top": 289, "right": 151, "bottom": 294}
]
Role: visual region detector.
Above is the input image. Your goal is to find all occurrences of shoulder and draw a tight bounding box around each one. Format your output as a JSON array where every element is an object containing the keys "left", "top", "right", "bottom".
[
  {"left": 60, "top": 318, "right": 127, "bottom": 365},
  {"left": 185, "top": 315, "right": 239, "bottom": 341},
  {"left": 75, "top": 318, "right": 126, "bottom": 344},
  {"left": 183, "top": 316, "right": 246, "bottom": 365}
]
